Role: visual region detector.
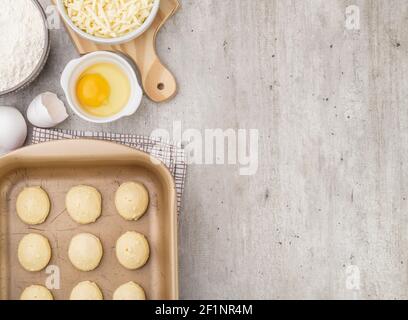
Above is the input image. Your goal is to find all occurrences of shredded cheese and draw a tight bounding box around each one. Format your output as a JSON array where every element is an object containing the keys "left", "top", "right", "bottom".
[{"left": 63, "top": 0, "right": 155, "bottom": 38}]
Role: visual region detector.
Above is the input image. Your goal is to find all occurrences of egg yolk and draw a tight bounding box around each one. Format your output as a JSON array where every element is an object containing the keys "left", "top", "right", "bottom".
[{"left": 76, "top": 74, "right": 110, "bottom": 108}]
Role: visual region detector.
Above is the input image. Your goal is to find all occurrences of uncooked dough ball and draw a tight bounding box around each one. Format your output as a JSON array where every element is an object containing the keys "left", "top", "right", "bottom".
[
  {"left": 66, "top": 185, "right": 102, "bottom": 224},
  {"left": 115, "top": 182, "right": 149, "bottom": 221},
  {"left": 18, "top": 233, "right": 51, "bottom": 272},
  {"left": 20, "top": 285, "right": 53, "bottom": 300},
  {"left": 16, "top": 187, "right": 50, "bottom": 225},
  {"left": 113, "top": 281, "right": 146, "bottom": 300},
  {"left": 68, "top": 233, "right": 103, "bottom": 271},
  {"left": 70, "top": 281, "right": 103, "bottom": 300},
  {"left": 115, "top": 231, "right": 150, "bottom": 270}
]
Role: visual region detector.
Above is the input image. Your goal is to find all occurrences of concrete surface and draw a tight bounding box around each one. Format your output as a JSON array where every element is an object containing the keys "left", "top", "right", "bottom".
[{"left": 1, "top": 0, "right": 408, "bottom": 299}]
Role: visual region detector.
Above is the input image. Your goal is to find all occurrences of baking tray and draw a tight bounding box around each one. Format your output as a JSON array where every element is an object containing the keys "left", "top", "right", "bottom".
[
  {"left": 52, "top": 0, "right": 180, "bottom": 103},
  {"left": 0, "top": 140, "right": 178, "bottom": 300}
]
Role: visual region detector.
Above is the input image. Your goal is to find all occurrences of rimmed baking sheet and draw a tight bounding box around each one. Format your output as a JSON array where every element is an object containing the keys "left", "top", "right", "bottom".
[{"left": 0, "top": 140, "right": 178, "bottom": 300}]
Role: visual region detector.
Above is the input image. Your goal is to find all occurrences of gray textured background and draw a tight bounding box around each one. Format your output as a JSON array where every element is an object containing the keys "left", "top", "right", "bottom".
[{"left": 1, "top": 0, "right": 407, "bottom": 299}]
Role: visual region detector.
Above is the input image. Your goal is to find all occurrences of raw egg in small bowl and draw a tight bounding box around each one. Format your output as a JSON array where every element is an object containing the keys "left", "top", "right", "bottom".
[{"left": 61, "top": 51, "right": 142, "bottom": 123}]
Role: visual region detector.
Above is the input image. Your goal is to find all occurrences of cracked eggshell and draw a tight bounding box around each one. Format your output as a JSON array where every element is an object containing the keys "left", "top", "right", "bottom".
[
  {"left": 27, "top": 92, "right": 69, "bottom": 128},
  {"left": 0, "top": 107, "right": 27, "bottom": 155}
]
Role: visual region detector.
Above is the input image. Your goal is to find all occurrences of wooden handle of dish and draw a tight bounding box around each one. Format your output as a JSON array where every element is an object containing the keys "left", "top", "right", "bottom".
[
  {"left": 141, "top": 0, "right": 179, "bottom": 103},
  {"left": 141, "top": 57, "right": 178, "bottom": 103},
  {"left": 115, "top": 1, "right": 179, "bottom": 103},
  {"left": 118, "top": 35, "right": 177, "bottom": 102}
]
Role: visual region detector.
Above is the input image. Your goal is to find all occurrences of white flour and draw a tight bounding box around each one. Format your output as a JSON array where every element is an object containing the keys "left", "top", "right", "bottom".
[{"left": 0, "top": 0, "right": 46, "bottom": 92}]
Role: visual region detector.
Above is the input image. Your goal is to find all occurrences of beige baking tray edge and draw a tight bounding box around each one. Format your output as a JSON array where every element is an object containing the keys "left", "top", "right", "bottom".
[{"left": 0, "top": 140, "right": 178, "bottom": 300}]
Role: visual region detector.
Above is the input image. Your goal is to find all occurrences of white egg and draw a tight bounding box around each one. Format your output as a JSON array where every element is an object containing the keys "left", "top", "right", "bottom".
[
  {"left": 27, "top": 92, "right": 68, "bottom": 128},
  {"left": 0, "top": 107, "right": 27, "bottom": 155}
]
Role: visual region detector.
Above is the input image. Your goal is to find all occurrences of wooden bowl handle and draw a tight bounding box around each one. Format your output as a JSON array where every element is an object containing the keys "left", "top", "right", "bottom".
[
  {"left": 127, "top": 0, "right": 180, "bottom": 102},
  {"left": 143, "top": 58, "right": 177, "bottom": 102},
  {"left": 122, "top": 39, "right": 178, "bottom": 103},
  {"left": 124, "top": 0, "right": 180, "bottom": 103}
]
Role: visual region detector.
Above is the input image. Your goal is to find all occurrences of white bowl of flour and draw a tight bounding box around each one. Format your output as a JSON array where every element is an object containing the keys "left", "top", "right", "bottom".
[{"left": 0, "top": 0, "right": 50, "bottom": 96}]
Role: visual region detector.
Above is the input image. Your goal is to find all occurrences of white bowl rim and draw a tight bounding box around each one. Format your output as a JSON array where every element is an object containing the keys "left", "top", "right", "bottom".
[
  {"left": 61, "top": 51, "right": 143, "bottom": 124},
  {"left": 56, "top": 0, "right": 160, "bottom": 45}
]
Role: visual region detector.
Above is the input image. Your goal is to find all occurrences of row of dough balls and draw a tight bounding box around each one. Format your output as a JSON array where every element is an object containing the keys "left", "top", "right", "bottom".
[
  {"left": 16, "top": 181, "right": 149, "bottom": 225},
  {"left": 21, "top": 281, "right": 145, "bottom": 300},
  {"left": 18, "top": 231, "right": 150, "bottom": 272}
]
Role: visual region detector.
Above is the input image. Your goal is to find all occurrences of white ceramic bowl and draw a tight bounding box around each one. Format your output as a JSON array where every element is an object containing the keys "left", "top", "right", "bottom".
[
  {"left": 56, "top": 0, "right": 160, "bottom": 45},
  {"left": 61, "top": 51, "right": 143, "bottom": 124}
]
